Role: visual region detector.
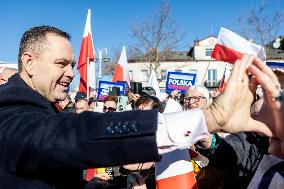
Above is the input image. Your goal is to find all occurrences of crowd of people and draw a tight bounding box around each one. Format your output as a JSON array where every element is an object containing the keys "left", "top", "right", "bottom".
[{"left": 0, "top": 25, "right": 283, "bottom": 189}]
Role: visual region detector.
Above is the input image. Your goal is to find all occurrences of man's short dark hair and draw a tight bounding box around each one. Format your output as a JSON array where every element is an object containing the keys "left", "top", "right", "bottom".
[
  {"left": 103, "top": 96, "right": 118, "bottom": 104},
  {"left": 18, "top": 25, "right": 71, "bottom": 72},
  {"left": 135, "top": 95, "right": 162, "bottom": 112}
]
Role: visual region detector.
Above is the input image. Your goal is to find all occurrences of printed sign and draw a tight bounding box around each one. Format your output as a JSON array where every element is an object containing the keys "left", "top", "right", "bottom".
[
  {"left": 166, "top": 72, "right": 197, "bottom": 93},
  {"left": 97, "top": 81, "right": 126, "bottom": 100}
]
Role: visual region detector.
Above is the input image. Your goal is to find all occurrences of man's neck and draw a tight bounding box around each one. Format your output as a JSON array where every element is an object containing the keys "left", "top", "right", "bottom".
[{"left": 19, "top": 71, "right": 36, "bottom": 91}]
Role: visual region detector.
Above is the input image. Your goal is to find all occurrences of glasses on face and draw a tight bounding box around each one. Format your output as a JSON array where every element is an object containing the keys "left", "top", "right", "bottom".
[
  {"left": 103, "top": 106, "right": 116, "bottom": 112},
  {"left": 184, "top": 96, "right": 206, "bottom": 103}
]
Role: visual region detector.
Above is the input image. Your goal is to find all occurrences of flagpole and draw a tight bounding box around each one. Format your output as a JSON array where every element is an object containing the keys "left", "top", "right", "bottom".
[
  {"left": 219, "top": 63, "right": 227, "bottom": 88},
  {"left": 201, "top": 58, "right": 211, "bottom": 85},
  {"left": 87, "top": 57, "right": 90, "bottom": 100}
]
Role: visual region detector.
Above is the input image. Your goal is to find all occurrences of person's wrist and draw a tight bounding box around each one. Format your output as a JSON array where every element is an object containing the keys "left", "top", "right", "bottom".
[{"left": 203, "top": 100, "right": 227, "bottom": 133}]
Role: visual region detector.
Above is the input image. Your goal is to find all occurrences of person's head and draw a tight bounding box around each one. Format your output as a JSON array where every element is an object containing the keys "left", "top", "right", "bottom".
[
  {"left": 75, "top": 99, "right": 89, "bottom": 114},
  {"left": 75, "top": 92, "right": 87, "bottom": 102},
  {"left": 135, "top": 95, "right": 162, "bottom": 112},
  {"left": 103, "top": 96, "right": 118, "bottom": 112},
  {"left": 88, "top": 97, "right": 97, "bottom": 111},
  {"left": 18, "top": 25, "right": 76, "bottom": 103},
  {"left": 0, "top": 68, "right": 17, "bottom": 85},
  {"left": 141, "top": 87, "right": 156, "bottom": 96},
  {"left": 184, "top": 85, "right": 210, "bottom": 109}
]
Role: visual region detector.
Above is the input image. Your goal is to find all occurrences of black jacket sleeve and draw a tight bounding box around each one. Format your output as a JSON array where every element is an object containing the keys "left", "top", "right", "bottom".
[{"left": 0, "top": 106, "right": 160, "bottom": 175}]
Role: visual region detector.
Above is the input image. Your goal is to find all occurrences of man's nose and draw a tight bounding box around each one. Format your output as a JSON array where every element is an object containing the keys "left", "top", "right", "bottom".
[{"left": 65, "top": 64, "right": 75, "bottom": 79}]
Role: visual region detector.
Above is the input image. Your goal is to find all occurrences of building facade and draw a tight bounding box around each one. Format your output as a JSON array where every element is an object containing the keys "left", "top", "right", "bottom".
[
  {"left": 128, "top": 36, "right": 284, "bottom": 91},
  {"left": 128, "top": 36, "right": 232, "bottom": 91}
]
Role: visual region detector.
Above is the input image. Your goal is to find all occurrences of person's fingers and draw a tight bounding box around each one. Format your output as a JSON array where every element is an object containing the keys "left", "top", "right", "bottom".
[
  {"left": 268, "top": 137, "right": 284, "bottom": 158},
  {"left": 249, "top": 65, "right": 279, "bottom": 98},
  {"left": 238, "top": 54, "right": 254, "bottom": 84},
  {"left": 228, "top": 59, "right": 241, "bottom": 83},
  {"left": 248, "top": 76, "right": 258, "bottom": 95},
  {"left": 247, "top": 118, "right": 273, "bottom": 137},
  {"left": 253, "top": 57, "right": 280, "bottom": 87},
  {"left": 132, "top": 172, "right": 145, "bottom": 185}
]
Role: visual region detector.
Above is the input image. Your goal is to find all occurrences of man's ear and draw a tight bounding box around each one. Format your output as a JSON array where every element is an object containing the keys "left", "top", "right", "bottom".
[{"left": 21, "top": 52, "right": 35, "bottom": 76}]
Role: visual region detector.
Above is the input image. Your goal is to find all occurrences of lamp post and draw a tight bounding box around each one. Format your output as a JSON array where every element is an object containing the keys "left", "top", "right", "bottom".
[
  {"left": 273, "top": 37, "right": 284, "bottom": 61},
  {"left": 96, "top": 48, "right": 109, "bottom": 79}
]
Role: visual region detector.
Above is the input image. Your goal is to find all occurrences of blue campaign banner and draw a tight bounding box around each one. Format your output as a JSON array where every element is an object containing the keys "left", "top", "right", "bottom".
[
  {"left": 97, "top": 81, "right": 126, "bottom": 100},
  {"left": 166, "top": 72, "right": 197, "bottom": 93}
]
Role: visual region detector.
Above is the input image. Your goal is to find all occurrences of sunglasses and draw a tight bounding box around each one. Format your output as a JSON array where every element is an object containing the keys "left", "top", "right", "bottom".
[{"left": 103, "top": 106, "right": 116, "bottom": 112}]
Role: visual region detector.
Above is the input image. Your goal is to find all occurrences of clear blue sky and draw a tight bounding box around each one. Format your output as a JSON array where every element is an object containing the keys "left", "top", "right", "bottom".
[{"left": 0, "top": 0, "right": 283, "bottom": 83}]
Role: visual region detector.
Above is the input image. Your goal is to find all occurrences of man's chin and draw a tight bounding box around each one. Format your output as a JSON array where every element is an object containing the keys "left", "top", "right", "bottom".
[{"left": 54, "top": 93, "right": 68, "bottom": 102}]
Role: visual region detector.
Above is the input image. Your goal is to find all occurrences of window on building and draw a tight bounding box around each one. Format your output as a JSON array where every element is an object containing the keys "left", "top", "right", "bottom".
[
  {"left": 205, "top": 48, "right": 213, "bottom": 56},
  {"left": 160, "top": 70, "right": 167, "bottom": 80},
  {"left": 207, "top": 69, "right": 217, "bottom": 82},
  {"left": 140, "top": 69, "right": 148, "bottom": 81},
  {"left": 129, "top": 70, "right": 133, "bottom": 81},
  {"left": 175, "top": 69, "right": 182, "bottom": 72}
]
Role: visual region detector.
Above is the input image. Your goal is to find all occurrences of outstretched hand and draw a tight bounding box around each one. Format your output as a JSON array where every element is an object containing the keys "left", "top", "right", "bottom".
[{"left": 205, "top": 54, "right": 273, "bottom": 136}]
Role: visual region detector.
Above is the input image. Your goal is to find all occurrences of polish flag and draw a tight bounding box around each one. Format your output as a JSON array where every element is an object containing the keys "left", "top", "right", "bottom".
[
  {"left": 77, "top": 9, "right": 95, "bottom": 94},
  {"left": 155, "top": 149, "right": 197, "bottom": 189},
  {"left": 112, "top": 46, "right": 130, "bottom": 85},
  {"left": 211, "top": 27, "right": 266, "bottom": 64}
]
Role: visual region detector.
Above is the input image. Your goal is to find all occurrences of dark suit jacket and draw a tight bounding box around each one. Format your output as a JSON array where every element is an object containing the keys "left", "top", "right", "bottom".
[{"left": 0, "top": 74, "right": 160, "bottom": 189}]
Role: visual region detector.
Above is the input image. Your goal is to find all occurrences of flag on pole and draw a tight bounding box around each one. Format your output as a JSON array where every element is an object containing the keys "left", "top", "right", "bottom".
[
  {"left": 77, "top": 9, "right": 95, "bottom": 94},
  {"left": 155, "top": 101, "right": 197, "bottom": 189},
  {"left": 211, "top": 27, "right": 266, "bottom": 64},
  {"left": 148, "top": 70, "right": 163, "bottom": 101},
  {"left": 216, "top": 64, "right": 230, "bottom": 93},
  {"left": 112, "top": 46, "right": 130, "bottom": 85}
]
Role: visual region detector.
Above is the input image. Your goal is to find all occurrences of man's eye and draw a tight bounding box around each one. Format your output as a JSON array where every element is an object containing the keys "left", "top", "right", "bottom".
[{"left": 57, "top": 62, "right": 66, "bottom": 67}]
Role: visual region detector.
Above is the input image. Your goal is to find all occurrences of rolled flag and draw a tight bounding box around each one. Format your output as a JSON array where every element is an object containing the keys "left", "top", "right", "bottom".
[
  {"left": 211, "top": 27, "right": 266, "bottom": 64},
  {"left": 155, "top": 149, "right": 198, "bottom": 189}
]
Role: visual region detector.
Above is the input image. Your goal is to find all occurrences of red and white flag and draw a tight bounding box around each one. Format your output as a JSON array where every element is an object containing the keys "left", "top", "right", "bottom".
[
  {"left": 211, "top": 27, "right": 266, "bottom": 64},
  {"left": 112, "top": 46, "right": 130, "bottom": 85},
  {"left": 155, "top": 149, "right": 197, "bottom": 189},
  {"left": 77, "top": 9, "right": 95, "bottom": 94}
]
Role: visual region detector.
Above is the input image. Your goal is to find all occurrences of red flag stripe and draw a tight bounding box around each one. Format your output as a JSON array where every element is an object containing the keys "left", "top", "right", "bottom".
[
  {"left": 112, "top": 63, "right": 123, "bottom": 82},
  {"left": 156, "top": 171, "right": 198, "bottom": 189},
  {"left": 211, "top": 43, "right": 243, "bottom": 64}
]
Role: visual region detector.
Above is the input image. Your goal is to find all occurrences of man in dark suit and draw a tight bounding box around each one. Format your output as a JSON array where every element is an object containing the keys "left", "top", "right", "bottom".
[{"left": 0, "top": 25, "right": 272, "bottom": 189}]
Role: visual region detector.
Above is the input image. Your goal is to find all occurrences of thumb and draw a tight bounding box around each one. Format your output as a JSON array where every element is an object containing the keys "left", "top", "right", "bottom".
[{"left": 247, "top": 119, "right": 273, "bottom": 137}]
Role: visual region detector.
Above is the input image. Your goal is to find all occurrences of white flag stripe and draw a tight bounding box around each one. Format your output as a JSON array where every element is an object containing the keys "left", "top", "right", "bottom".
[
  {"left": 148, "top": 70, "right": 163, "bottom": 101},
  {"left": 118, "top": 46, "right": 130, "bottom": 85},
  {"left": 83, "top": 9, "right": 92, "bottom": 37},
  {"left": 89, "top": 61, "right": 96, "bottom": 89},
  {"left": 155, "top": 149, "right": 193, "bottom": 180}
]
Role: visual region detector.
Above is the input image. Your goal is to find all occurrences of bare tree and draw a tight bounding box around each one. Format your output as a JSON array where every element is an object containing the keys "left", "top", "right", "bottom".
[
  {"left": 237, "top": 1, "right": 283, "bottom": 46},
  {"left": 130, "top": 0, "right": 185, "bottom": 74}
]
